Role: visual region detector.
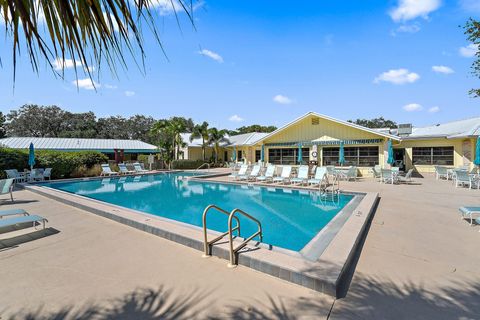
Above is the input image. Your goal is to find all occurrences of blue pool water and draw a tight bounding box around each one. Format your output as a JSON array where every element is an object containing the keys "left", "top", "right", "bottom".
[{"left": 43, "top": 173, "right": 354, "bottom": 251}]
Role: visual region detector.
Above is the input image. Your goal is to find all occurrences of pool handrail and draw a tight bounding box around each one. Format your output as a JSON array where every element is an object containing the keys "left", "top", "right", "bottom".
[
  {"left": 195, "top": 163, "right": 210, "bottom": 173},
  {"left": 227, "top": 208, "right": 263, "bottom": 267},
  {"left": 202, "top": 204, "right": 240, "bottom": 257}
]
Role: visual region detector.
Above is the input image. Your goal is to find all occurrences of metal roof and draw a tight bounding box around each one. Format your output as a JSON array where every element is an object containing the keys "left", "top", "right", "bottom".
[
  {"left": 0, "top": 137, "right": 158, "bottom": 152},
  {"left": 180, "top": 132, "right": 269, "bottom": 147},
  {"left": 403, "top": 117, "right": 480, "bottom": 139}
]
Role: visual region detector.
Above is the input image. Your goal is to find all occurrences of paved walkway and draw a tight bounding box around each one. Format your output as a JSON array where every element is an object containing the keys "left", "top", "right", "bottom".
[{"left": 0, "top": 174, "right": 479, "bottom": 319}]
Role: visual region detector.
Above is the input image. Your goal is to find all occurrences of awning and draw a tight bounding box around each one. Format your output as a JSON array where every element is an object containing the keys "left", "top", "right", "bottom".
[{"left": 265, "top": 138, "right": 383, "bottom": 147}]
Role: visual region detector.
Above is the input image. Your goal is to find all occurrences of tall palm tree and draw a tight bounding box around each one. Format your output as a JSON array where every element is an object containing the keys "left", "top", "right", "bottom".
[
  {"left": 190, "top": 121, "right": 209, "bottom": 161},
  {"left": 207, "top": 127, "right": 228, "bottom": 163},
  {"left": 0, "top": 1, "right": 194, "bottom": 82}
]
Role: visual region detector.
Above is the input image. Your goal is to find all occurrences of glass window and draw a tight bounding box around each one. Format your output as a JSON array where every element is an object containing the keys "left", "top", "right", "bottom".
[
  {"left": 322, "top": 146, "right": 379, "bottom": 167},
  {"left": 255, "top": 150, "right": 261, "bottom": 162},
  {"left": 268, "top": 148, "right": 309, "bottom": 165},
  {"left": 412, "top": 147, "right": 454, "bottom": 165}
]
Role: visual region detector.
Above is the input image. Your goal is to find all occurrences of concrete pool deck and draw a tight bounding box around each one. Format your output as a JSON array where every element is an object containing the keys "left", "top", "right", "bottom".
[{"left": 1, "top": 173, "right": 480, "bottom": 319}]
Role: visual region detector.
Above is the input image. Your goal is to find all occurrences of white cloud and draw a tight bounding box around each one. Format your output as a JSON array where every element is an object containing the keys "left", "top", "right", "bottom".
[
  {"left": 392, "top": 24, "right": 421, "bottom": 35},
  {"left": 459, "top": 44, "right": 478, "bottom": 58},
  {"left": 389, "top": 0, "right": 441, "bottom": 22},
  {"left": 273, "top": 94, "right": 293, "bottom": 105},
  {"left": 124, "top": 90, "right": 135, "bottom": 97},
  {"left": 229, "top": 114, "right": 244, "bottom": 122},
  {"left": 52, "top": 58, "right": 78, "bottom": 71},
  {"left": 428, "top": 106, "right": 440, "bottom": 113},
  {"left": 150, "top": 0, "right": 204, "bottom": 16},
  {"left": 198, "top": 49, "right": 224, "bottom": 63},
  {"left": 374, "top": 69, "right": 420, "bottom": 85},
  {"left": 432, "top": 65, "right": 454, "bottom": 74},
  {"left": 460, "top": 0, "right": 480, "bottom": 12},
  {"left": 72, "top": 78, "right": 99, "bottom": 90},
  {"left": 403, "top": 103, "right": 423, "bottom": 112},
  {"left": 105, "top": 84, "right": 118, "bottom": 89}
]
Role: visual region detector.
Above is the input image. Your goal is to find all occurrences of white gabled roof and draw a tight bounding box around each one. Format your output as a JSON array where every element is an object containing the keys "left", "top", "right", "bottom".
[
  {"left": 180, "top": 132, "right": 269, "bottom": 147},
  {"left": 0, "top": 137, "right": 157, "bottom": 152},
  {"left": 258, "top": 111, "right": 402, "bottom": 143},
  {"left": 404, "top": 117, "right": 480, "bottom": 139}
]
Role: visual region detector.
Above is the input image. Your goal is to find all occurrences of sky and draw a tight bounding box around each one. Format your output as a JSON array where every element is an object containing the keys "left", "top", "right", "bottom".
[{"left": 0, "top": 0, "right": 480, "bottom": 130}]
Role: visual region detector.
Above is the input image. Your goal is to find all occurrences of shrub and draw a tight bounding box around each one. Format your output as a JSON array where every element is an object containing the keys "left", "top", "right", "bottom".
[
  {"left": 171, "top": 159, "right": 210, "bottom": 170},
  {"left": 0, "top": 148, "right": 108, "bottom": 179}
]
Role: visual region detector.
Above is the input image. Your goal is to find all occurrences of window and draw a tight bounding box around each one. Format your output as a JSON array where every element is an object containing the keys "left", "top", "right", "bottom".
[
  {"left": 237, "top": 150, "right": 242, "bottom": 160},
  {"left": 255, "top": 150, "right": 261, "bottom": 162},
  {"left": 322, "top": 146, "right": 379, "bottom": 167},
  {"left": 268, "top": 148, "right": 309, "bottom": 165},
  {"left": 412, "top": 147, "right": 454, "bottom": 165},
  {"left": 224, "top": 151, "right": 228, "bottom": 161}
]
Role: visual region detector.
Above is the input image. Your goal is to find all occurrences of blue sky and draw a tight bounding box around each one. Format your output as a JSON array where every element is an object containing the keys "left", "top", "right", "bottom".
[{"left": 1, "top": 0, "right": 479, "bottom": 129}]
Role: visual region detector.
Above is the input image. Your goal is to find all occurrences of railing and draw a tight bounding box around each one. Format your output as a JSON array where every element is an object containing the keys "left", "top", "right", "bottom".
[
  {"left": 227, "top": 208, "right": 263, "bottom": 267},
  {"left": 202, "top": 205, "right": 240, "bottom": 257},
  {"left": 195, "top": 163, "right": 210, "bottom": 173}
]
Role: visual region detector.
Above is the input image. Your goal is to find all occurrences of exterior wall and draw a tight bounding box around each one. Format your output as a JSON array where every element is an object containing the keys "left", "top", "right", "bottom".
[{"left": 399, "top": 138, "right": 469, "bottom": 173}]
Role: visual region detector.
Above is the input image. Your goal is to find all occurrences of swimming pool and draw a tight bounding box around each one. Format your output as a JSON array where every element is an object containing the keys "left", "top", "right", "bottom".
[{"left": 42, "top": 172, "right": 354, "bottom": 251}]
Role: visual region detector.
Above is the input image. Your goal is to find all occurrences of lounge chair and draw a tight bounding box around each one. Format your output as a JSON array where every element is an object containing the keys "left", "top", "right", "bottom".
[
  {"left": 256, "top": 164, "right": 276, "bottom": 183},
  {"left": 454, "top": 170, "right": 474, "bottom": 188},
  {"left": 381, "top": 169, "right": 397, "bottom": 184},
  {"left": 118, "top": 163, "right": 135, "bottom": 175},
  {"left": 0, "top": 208, "right": 28, "bottom": 218},
  {"left": 371, "top": 165, "right": 381, "bottom": 181},
  {"left": 308, "top": 167, "right": 328, "bottom": 186},
  {"left": 132, "top": 162, "right": 149, "bottom": 173},
  {"left": 0, "top": 214, "right": 48, "bottom": 230},
  {"left": 0, "top": 178, "right": 14, "bottom": 202},
  {"left": 291, "top": 165, "right": 309, "bottom": 185},
  {"left": 459, "top": 206, "right": 480, "bottom": 226},
  {"left": 339, "top": 166, "right": 357, "bottom": 181},
  {"left": 246, "top": 165, "right": 261, "bottom": 181},
  {"left": 398, "top": 168, "right": 414, "bottom": 184},
  {"left": 272, "top": 166, "right": 292, "bottom": 184},
  {"left": 434, "top": 166, "right": 448, "bottom": 180},
  {"left": 5, "top": 169, "right": 26, "bottom": 183},
  {"left": 229, "top": 164, "right": 248, "bottom": 180},
  {"left": 100, "top": 164, "right": 119, "bottom": 176}
]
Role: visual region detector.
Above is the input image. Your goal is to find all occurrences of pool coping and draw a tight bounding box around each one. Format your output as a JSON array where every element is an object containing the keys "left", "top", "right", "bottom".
[{"left": 22, "top": 174, "right": 378, "bottom": 298}]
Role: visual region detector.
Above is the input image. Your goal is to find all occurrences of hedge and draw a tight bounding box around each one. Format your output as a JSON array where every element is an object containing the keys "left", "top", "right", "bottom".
[
  {"left": 0, "top": 148, "right": 108, "bottom": 179},
  {"left": 171, "top": 159, "right": 210, "bottom": 170}
]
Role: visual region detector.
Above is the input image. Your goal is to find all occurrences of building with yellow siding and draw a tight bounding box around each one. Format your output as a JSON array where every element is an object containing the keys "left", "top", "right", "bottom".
[{"left": 180, "top": 112, "right": 480, "bottom": 175}]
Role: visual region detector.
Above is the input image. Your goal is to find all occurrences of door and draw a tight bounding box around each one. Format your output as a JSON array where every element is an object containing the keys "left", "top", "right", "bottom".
[{"left": 393, "top": 149, "right": 406, "bottom": 171}]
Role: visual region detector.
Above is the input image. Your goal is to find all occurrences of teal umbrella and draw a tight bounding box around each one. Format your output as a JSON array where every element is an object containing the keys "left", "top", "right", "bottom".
[
  {"left": 387, "top": 140, "right": 395, "bottom": 166},
  {"left": 28, "top": 142, "right": 35, "bottom": 170},
  {"left": 297, "top": 144, "right": 303, "bottom": 164},
  {"left": 474, "top": 137, "right": 480, "bottom": 166},
  {"left": 339, "top": 141, "right": 345, "bottom": 166},
  {"left": 232, "top": 146, "right": 237, "bottom": 161},
  {"left": 260, "top": 144, "right": 265, "bottom": 162}
]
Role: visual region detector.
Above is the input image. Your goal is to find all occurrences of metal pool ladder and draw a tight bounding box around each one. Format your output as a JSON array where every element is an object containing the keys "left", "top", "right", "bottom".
[
  {"left": 195, "top": 163, "right": 210, "bottom": 173},
  {"left": 202, "top": 205, "right": 263, "bottom": 268}
]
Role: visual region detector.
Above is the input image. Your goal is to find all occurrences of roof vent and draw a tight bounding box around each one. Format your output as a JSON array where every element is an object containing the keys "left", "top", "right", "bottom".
[
  {"left": 311, "top": 117, "right": 320, "bottom": 125},
  {"left": 397, "top": 123, "right": 412, "bottom": 136}
]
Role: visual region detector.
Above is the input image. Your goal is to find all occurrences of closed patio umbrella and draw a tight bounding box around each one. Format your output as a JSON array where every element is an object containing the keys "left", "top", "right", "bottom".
[
  {"left": 28, "top": 142, "right": 35, "bottom": 170},
  {"left": 260, "top": 144, "right": 265, "bottom": 162},
  {"left": 474, "top": 137, "right": 480, "bottom": 169},
  {"left": 232, "top": 146, "right": 236, "bottom": 162},
  {"left": 297, "top": 144, "right": 303, "bottom": 164},
  {"left": 387, "top": 140, "right": 395, "bottom": 166},
  {"left": 339, "top": 141, "right": 345, "bottom": 166}
]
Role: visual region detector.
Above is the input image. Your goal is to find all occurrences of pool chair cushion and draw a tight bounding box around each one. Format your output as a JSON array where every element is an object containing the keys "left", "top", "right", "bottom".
[
  {"left": 0, "top": 208, "right": 28, "bottom": 218},
  {"left": 459, "top": 206, "right": 480, "bottom": 216},
  {"left": 0, "top": 214, "right": 48, "bottom": 229}
]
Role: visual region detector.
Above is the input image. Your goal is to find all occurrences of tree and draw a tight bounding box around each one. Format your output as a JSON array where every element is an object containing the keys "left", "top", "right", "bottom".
[
  {"left": 228, "top": 125, "right": 277, "bottom": 135},
  {"left": 0, "top": 111, "right": 6, "bottom": 138},
  {"left": 208, "top": 127, "right": 228, "bottom": 163},
  {"left": 464, "top": 18, "right": 480, "bottom": 97},
  {"left": 348, "top": 117, "right": 397, "bottom": 129},
  {"left": 59, "top": 112, "right": 98, "bottom": 138},
  {"left": 6, "top": 104, "right": 67, "bottom": 137},
  {"left": 0, "top": 1, "right": 195, "bottom": 83},
  {"left": 190, "top": 121, "right": 209, "bottom": 160}
]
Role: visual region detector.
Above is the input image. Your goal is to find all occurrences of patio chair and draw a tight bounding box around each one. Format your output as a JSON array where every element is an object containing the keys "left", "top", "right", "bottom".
[
  {"left": 29, "top": 169, "right": 45, "bottom": 181},
  {"left": 339, "top": 166, "right": 357, "bottom": 181},
  {"left": 434, "top": 166, "right": 448, "bottom": 180},
  {"left": 246, "top": 165, "right": 262, "bottom": 181},
  {"left": 118, "top": 163, "right": 135, "bottom": 175},
  {"left": 371, "top": 165, "right": 381, "bottom": 181},
  {"left": 454, "top": 170, "right": 473, "bottom": 188},
  {"left": 291, "top": 165, "right": 309, "bottom": 185},
  {"left": 0, "top": 208, "right": 28, "bottom": 218},
  {"left": 398, "top": 169, "right": 414, "bottom": 184},
  {"left": 229, "top": 164, "right": 248, "bottom": 180},
  {"left": 256, "top": 164, "right": 276, "bottom": 183},
  {"left": 43, "top": 168, "right": 52, "bottom": 180},
  {"left": 132, "top": 162, "right": 149, "bottom": 173},
  {"left": 5, "top": 169, "right": 26, "bottom": 183},
  {"left": 326, "top": 166, "right": 335, "bottom": 176},
  {"left": 381, "top": 169, "right": 397, "bottom": 184},
  {"left": 272, "top": 166, "right": 292, "bottom": 184},
  {"left": 0, "top": 214, "right": 48, "bottom": 230},
  {"left": 0, "top": 178, "right": 15, "bottom": 202},
  {"left": 100, "top": 164, "right": 119, "bottom": 176},
  {"left": 308, "top": 167, "right": 328, "bottom": 186},
  {"left": 459, "top": 206, "right": 480, "bottom": 226}
]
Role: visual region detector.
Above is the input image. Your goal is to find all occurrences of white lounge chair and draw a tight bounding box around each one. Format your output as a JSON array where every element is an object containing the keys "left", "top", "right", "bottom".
[
  {"left": 0, "top": 214, "right": 48, "bottom": 230},
  {"left": 43, "top": 168, "right": 52, "bottom": 180},
  {"left": 459, "top": 206, "right": 480, "bottom": 226},
  {"left": 229, "top": 164, "right": 248, "bottom": 180},
  {"left": 118, "top": 163, "right": 135, "bottom": 175},
  {"left": 308, "top": 167, "right": 328, "bottom": 186},
  {"left": 29, "top": 169, "right": 45, "bottom": 181},
  {"left": 5, "top": 169, "right": 26, "bottom": 183},
  {"left": 132, "top": 162, "right": 148, "bottom": 173},
  {"left": 273, "top": 166, "right": 292, "bottom": 184},
  {"left": 398, "top": 168, "right": 414, "bottom": 184},
  {"left": 381, "top": 169, "right": 397, "bottom": 184},
  {"left": 0, "top": 178, "right": 15, "bottom": 202},
  {"left": 291, "top": 165, "right": 309, "bottom": 185},
  {"left": 0, "top": 208, "right": 28, "bottom": 218},
  {"left": 246, "top": 165, "right": 261, "bottom": 181},
  {"left": 371, "top": 165, "right": 381, "bottom": 181},
  {"left": 256, "top": 164, "right": 275, "bottom": 183},
  {"left": 339, "top": 166, "right": 357, "bottom": 181},
  {"left": 434, "top": 166, "right": 448, "bottom": 180},
  {"left": 454, "top": 170, "right": 474, "bottom": 188},
  {"left": 100, "top": 164, "right": 119, "bottom": 176}
]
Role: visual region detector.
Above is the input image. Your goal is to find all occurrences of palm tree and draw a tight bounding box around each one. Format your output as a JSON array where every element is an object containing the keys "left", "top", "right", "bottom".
[
  {"left": 190, "top": 121, "right": 209, "bottom": 161},
  {"left": 1, "top": 1, "right": 194, "bottom": 82},
  {"left": 208, "top": 127, "right": 228, "bottom": 163}
]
